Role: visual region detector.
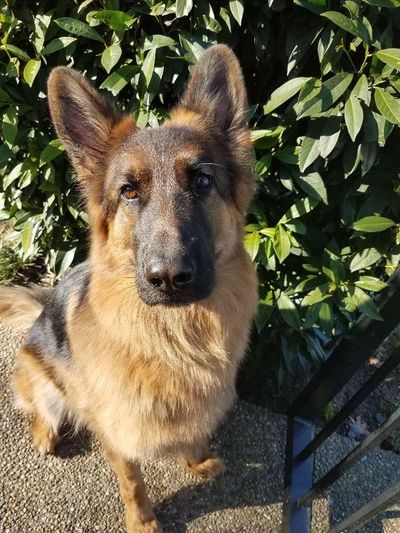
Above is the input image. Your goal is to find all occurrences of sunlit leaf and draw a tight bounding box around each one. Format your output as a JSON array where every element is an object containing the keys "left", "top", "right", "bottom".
[
  {"left": 55, "top": 17, "right": 105, "bottom": 43},
  {"left": 376, "top": 48, "right": 400, "bottom": 70},
  {"left": 244, "top": 231, "right": 260, "bottom": 261},
  {"left": 273, "top": 225, "right": 291, "bottom": 262},
  {"left": 345, "top": 95, "right": 363, "bottom": 142},
  {"left": 229, "top": 0, "right": 244, "bottom": 25},
  {"left": 23, "top": 58, "right": 41, "bottom": 87},
  {"left": 350, "top": 248, "right": 382, "bottom": 272},
  {"left": 277, "top": 292, "right": 301, "bottom": 330},
  {"left": 264, "top": 77, "right": 311, "bottom": 114},
  {"left": 352, "top": 216, "right": 395, "bottom": 233},
  {"left": 42, "top": 37, "right": 77, "bottom": 55},
  {"left": 101, "top": 44, "right": 122, "bottom": 73},
  {"left": 374, "top": 88, "right": 400, "bottom": 125}
]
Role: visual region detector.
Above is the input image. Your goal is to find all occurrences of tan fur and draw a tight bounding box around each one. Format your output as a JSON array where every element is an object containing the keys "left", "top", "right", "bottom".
[
  {"left": 13, "top": 346, "right": 68, "bottom": 453},
  {"left": 0, "top": 285, "right": 51, "bottom": 330},
  {"left": 3, "top": 45, "right": 259, "bottom": 532}
]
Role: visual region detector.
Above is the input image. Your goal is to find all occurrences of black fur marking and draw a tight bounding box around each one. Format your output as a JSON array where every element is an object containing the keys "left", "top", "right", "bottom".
[{"left": 26, "top": 262, "right": 90, "bottom": 362}]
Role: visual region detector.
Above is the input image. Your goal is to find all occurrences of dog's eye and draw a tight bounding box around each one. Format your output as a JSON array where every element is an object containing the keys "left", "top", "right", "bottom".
[
  {"left": 195, "top": 173, "right": 213, "bottom": 190},
  {"left": 121, "top": 185, "right": 138, "bottom": 201}
]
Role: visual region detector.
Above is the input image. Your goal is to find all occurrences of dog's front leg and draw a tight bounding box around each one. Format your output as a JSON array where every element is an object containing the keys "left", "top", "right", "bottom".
[
  {"left": 104, "top": 447, "right": 162, "bottom": 533},
  {"left": 178, "top": 443, "right": 225, "bottom": 480}
]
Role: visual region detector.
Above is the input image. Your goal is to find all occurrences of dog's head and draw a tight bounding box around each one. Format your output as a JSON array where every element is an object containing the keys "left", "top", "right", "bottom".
[{"left": 48, "top": 45, "right": 254, "bottom": 306}]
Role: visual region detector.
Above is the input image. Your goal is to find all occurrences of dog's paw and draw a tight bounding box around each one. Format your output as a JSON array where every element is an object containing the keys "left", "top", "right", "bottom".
[
  {"left": 127, "top": 519, "right": 163, "bottom": 533},
  {"left": 187, "top": 456, "right": 225, "bottom": 480},
  {"left": 31, "top": 417, "right": 59, "bottom": 455}
]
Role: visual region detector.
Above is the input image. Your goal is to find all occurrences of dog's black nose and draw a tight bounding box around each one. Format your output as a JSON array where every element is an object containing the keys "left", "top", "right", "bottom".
[{"left": 146, "top": 258, "right": 194, "bottom": 292}]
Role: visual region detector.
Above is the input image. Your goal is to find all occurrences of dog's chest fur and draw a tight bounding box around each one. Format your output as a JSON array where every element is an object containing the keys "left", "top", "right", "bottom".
[{"left": 65, "top": 255, "right": 257, "bottom": 459}]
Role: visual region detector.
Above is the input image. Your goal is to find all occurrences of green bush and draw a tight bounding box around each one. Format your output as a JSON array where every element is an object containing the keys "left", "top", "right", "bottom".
[{"left": 1, "top": 0, "right": 400, "bottom": 379}]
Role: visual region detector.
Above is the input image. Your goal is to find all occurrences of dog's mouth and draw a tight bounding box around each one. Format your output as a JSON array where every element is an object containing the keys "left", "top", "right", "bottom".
[{"left": 137, "top": 283, "right": 214, "bottom": 307}]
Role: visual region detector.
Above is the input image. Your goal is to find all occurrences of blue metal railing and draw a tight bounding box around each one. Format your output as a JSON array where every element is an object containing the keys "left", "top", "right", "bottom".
[{"left": 283, "top": 268, "right": 400, "bottom": 532}]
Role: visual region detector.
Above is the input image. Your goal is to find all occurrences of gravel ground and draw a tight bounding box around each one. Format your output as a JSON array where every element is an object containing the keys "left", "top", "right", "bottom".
[{"left": 1, "top": 321, "right": 400, "bottom": 532}]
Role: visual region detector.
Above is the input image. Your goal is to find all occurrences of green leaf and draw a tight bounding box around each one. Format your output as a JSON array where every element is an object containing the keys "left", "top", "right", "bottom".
[
  {"left": 376, "top": 48, "right": 400, "bottom": 70},
  {"left": 325, "top": 72, "right": 354, "bottom": 103},
  {"left": 299, "top": 136, "right": 320, "bottom": 172},
  {"left": 295, "top": 173, "right": 328, "bottom": 204},
  {"left": 273, "top": 225, "right": 291, "bottom": 263},
  {"left": 229, "top": 0, "right": 244, "bottom": 25},
  {"left": 141, "top": 48, "right": 156, "bottom": 87},
  {"left": 21, "top": 220, "right": 34, "bottom": 258},
  {"left": 200, "top": 15, "right": 221, "bottom": 32},
  {"left": 297, "top": 73, "right": 353, "bottom": 118},
  {"left": 322, "top": 11, "right": 355, "bottom": 32},
  {"left": 303, "top": 302, "right": 322, "bottom": 329},
  {"left": 277, "top": 292, "right": 301, "bottom": 330},
  {"left": 294, "top": 0, "right": 328, "bottom": 14},
  {"left": 352, "top": 216, "right": 395, "bottom": 233},
  {"left": 250, "top": 127, "right": 285, "bottom": 143},
  {"left": 361, "top": 142, "right": 377, "bottom": 176},
  {"left": 275, "top": 146, "right": 299, "bottom": 165},
  {"left": 3, "top": 162, "right": 23, "bottom": 189},
  {"left": 255, "top": 154, "right": 272, "bottom": 176},
  {"left": 350, "top": 248, "right": 382, "bottom": 272},
  {"left": 143, "top": 35, "right": 176, "bottom": 52},
  {"left": 319, "top": 117, "right": 341, "bottom": 158},
  {"left": 352, "top": 286, "right": 383, "bottom": 320},
  {"left": 264, "top": 77, "right": 311, "bottom": 114},
  {"left": 100, "top": 65, "right": 139, "bottom": 96},
  {"left": 364, "top": 110, "right": 394, "bottom": 147},
  {"left": 255, "top": 291, "right": 274, "bottom": 333},
  {"left": 23, "top": 58, "right": 41, "bottom": 87},
  {"left": 345, "top": 95, "right": 363, "bottom": 142},
  {"left": 220, "top": 7, "right": 232, "bottom": 31},
  {"left": 176, "top": 0, "right": 194, "bottom": 18},
  {"left": 58, "top": 247, "right": 76, "bottom": 276},
  {"left": 92, "top": 10, "right": 135, "bottom": 30},
  {"left": 55, "top": 17, "right": 105, "bottom": 43},
  {"left": 77, "top": 0, "right": 95, "bottom": 12},
  {"left": 101, "top": 44, "right": 122, "bottom": 73},
  {"left": 374, "top": 88, "right": 400, "bottom": 125},
  {"left": 321, "top": 11, "right": 371, "bottom": 42},
  {"left": 322, "top": 250, "right": 345, "bottom": 285},
  {"left": 2, "top": 107, "right": 18, "bottom": 146},
  {"left": 2, "top": 44, "right": 30, "bottom": 62},
  {"left": 363, "top": 0, "right": 400, "bottom": 5},
  {"left": 259, "top": 227, "right": 275, "bottom": 238},
  {"left": 280, "top": 197, "right": 319, "bottom": 223},
  {"left": 0, "top": 88, "right": 12, "bottom": 104},
  {"left": 319, "top": 301, "right": 333, "bottom": 336},
  {"left": 40, "top": 139, "right": 65, "bottom": 164},
  {"left": 285, "top": 220, "right": 307, "bottom": 235},
  {"left": 351, "top": 74, "right": 370, "bottom": 105},
  {"left": 302, "top": 286, "right": 332, "bottom": 306},
  {"left": 355, "top": 276, "right": 387, "bottom": 292},
  {"left": 42, "top": 37, "right": 77, "bottom": 55},
  {"left": 244, "top": 231, "right": 260, "bottom": 261}
]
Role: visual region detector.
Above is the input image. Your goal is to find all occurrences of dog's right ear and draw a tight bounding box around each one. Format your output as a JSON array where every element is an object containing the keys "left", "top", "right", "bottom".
[{"left": 47, "top": 67, "right": 125, "bottom": 177}]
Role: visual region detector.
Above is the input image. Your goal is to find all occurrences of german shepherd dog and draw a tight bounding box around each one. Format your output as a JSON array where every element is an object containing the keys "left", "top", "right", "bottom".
[{"left": 0, "top": 45, "right": 258, "bottom": 532}]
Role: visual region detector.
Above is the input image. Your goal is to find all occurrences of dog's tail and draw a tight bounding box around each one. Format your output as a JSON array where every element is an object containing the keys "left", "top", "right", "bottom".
[{"left": 0, "top": 285, "right": 52, "bottom": 330}]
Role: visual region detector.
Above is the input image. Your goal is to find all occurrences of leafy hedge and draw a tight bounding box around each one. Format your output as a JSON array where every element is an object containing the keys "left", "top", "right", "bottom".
[{"left": 1, "top": 0, "right": 400, "bottom": 379}]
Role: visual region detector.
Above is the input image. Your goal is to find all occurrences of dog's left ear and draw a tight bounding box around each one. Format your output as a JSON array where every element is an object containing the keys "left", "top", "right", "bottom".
[{"left": 178, "top": 44, "right": 248, "bottom": 135}]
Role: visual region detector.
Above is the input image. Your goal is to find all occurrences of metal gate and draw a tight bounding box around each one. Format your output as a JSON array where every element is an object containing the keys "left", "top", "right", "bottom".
[{"left": 282, "top": 269, "right": 400, "bottom": 533}]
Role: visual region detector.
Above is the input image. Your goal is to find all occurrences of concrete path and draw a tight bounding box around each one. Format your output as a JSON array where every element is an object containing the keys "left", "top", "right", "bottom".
[{"left": 1, "top": 321, "right": 399, "bottom": 532}]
